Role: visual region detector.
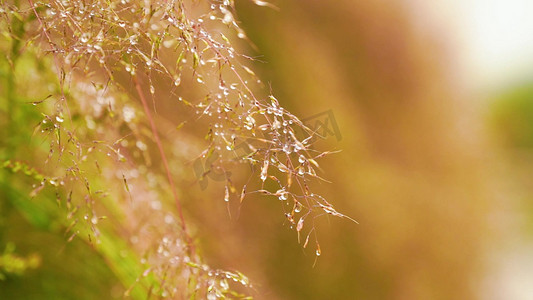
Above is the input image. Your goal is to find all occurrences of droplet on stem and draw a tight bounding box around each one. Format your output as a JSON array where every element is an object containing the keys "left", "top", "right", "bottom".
[{"left": 224, "top": 186, "right": 230, "bottom": 202}]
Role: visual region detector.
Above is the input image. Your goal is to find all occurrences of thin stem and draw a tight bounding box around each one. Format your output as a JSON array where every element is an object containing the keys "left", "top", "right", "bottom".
[{"left": 133, "top": 75, "right": 194, "bottom": 252}]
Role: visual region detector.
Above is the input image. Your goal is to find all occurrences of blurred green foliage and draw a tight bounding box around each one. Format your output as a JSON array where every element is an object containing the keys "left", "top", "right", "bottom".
[
  {"left": 490, "top": 83, "right": 533, "bottom": 148},
  {"left": 0, "top": 31, "right": 122, "bottom": 298},
  {"left": 0, "top": 242, "right": 41, "bottom": 280}
]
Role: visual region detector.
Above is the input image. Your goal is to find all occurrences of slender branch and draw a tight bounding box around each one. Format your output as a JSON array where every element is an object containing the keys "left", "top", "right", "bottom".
[
  {"left": 133, "top": 76, "right": 193, "bottom": 251},
  {"left": 28, "top": 0, "right": 54, "bottom": 49}
]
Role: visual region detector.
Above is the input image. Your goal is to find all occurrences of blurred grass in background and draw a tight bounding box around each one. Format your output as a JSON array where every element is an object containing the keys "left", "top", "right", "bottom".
[
  {"left": 2, "top": 0, "right": 533, "bottom": 299},
  {"left": 0, "top": 41, "right": 123, "bottom": 298}
]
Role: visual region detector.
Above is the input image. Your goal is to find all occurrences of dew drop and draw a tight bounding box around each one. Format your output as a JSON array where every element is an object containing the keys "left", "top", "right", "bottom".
[
  {"left": 136, "top": 141, "right": 147, "bottom": 151},
  {"left": 220, "top": 279, "right": 229, "bottom": 291},
  {"left": 224, "top": 186, "right": 230, "bottom": 202},
  {"left": 283, "top": 144, "right": 292, "bottom": 154},
  {"left": 207, "top": 293, "right": 217, "bottom": 300},
  {"left": 273, "top": 118, "right": 281, "bottom": 129},
  {"left": 298, "top": 155, "right": 306, "bottom": 164},
  {"left": 260, "top": 161, "right": 269, "bottom": 181},
  {"left": 294, "top": 201, "right": 303, "bottom": 213},
  {"left": 277, "top": 189, "right": 288, "bottom": 201},
  {"left": 174, "top": 76, "right": 181, "bottom": 86},
  {"left": 296, "top": 217, "right": 304, "bottom": 231},
  {"left": 164, "top": 214, "right": 174, "bottom": 224},
  {"left": 80, "top": 34, "right": 89, "bottom": 43},
  {"left": 222, "top": 12, "right": 233, "bottom": 24},
  {"left": 151, "top": 200, "right": 162, "bottom": 210}
]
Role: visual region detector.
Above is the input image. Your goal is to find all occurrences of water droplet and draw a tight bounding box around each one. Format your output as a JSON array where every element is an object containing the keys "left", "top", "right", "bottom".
[
  {"left": 220, "top": 278, "right": 229, "bottom": 290},
  {"left": 296, "top": 217, "right": 304, "bottom": 231},
  {"left": 273, "top": 118, "right": 281, "bottom": 129},
  {"left": 150, "top": 85, "right": 155, "bottom": 94},
  {"left": 151, "top": 201, "right": 162, "bottom": 210},
  {"left": 56, "top": 116, "right": 64, "bottom": 123},
  {"left": 164, "top": 214, "right": 174, "bottom": 224},
  {"left": 207, "top": 292, "right": 217, "bottom": 300},
  {"left": 119, "top": 21, "right": 126, "bottom": 27},
  {"left": 222, "top": 12, "right": 233, "bottom": 24},
  {"left": 283, "top": 144, "right": 292, "bottom": 154},
  {"left": 136, "top": 141, "right": 147, "bottom": 151},
  {"left": 298, "top": 155, "right": 306, "bottom": 164},
  {"left": 260, "top": 160, "right": 269, "bottom": 181},
  {"left": 174, "top": 76, "right": 181, "bottom": 86},
  {"left": 277, "top": 189, "right": 288, "bottom": 201},
  {"left": 224, "top": 186, "right": 230, "bottom": 202},
  {"left": 294, "top": 202, "right": 303, "bottom": 213},
  {"left": 80, "top": 33, "right": 89, "bottom": 43}
]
